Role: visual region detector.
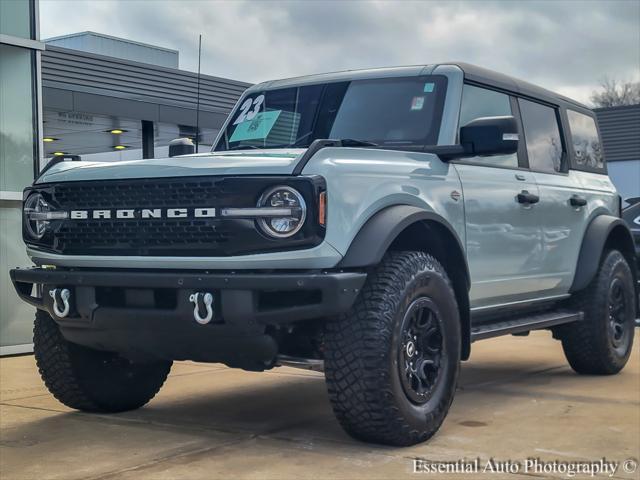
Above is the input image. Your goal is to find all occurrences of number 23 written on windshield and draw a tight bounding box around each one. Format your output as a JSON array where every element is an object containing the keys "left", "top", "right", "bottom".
[{"left": 233, "top": 95, "right": 265, "bottom": 125}]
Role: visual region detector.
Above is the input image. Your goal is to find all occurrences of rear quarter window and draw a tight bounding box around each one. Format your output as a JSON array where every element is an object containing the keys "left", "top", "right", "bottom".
[{"left": 567, "top": 110, "right": 605, "bottom": 173}]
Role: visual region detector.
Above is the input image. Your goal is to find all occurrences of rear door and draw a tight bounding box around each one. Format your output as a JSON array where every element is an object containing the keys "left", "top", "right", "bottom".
[
  {"left": 518, "top": 99, "right": 588, "bottom": 296},
  {"left": 454, "top": 84, "right": 543, "bottom": 309}
]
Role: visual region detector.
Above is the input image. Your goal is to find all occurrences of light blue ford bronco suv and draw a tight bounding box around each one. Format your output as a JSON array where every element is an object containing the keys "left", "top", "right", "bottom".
[{"left": 11, "top": 63, "right": 638, "bottom": 446}]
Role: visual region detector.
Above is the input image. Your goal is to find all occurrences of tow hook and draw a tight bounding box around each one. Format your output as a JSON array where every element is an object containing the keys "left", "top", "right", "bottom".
[
  {"left": 189, "top": 292, "right": 214, "bottom": 325},
  {"left": 49, "top": 288, "right": 71, "bottom": 318}
]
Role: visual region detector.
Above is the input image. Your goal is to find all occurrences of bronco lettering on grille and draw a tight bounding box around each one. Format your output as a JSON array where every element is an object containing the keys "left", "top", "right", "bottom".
[{"left": 69, "top": 208, "right": 217, "bottom": 220}]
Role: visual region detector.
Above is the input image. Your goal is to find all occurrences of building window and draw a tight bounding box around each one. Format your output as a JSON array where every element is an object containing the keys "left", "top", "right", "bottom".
[
  {"left": 0, "top": 44, "right": 36, "bottom": 191},
  {"left": 0, "top": 0, "right": 33, "bottom": 39},
  {"left": 519, "top": 99, "right": 563, "bottom": 173},
  {"left": 567, "top": 110, "right": 604, "bottom": 171}
]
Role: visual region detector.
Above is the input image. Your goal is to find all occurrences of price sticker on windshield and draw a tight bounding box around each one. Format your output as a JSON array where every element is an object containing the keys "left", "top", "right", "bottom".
[{"left": 229, "top": 110, "right": 282, "bottom": 142}]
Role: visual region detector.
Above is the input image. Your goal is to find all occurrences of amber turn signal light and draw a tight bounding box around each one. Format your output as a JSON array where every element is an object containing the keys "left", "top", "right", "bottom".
[{"left": 318, "top": 191, "right": 326, "bottom": 226}]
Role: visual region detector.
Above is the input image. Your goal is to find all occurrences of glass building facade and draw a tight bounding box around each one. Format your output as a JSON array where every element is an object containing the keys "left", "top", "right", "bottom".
[
  {"left": 41, "top": 110, "right": 218, "bottom": 162},
  {"left": 0, "top": 0, "right": 43, "bottom": 354}
]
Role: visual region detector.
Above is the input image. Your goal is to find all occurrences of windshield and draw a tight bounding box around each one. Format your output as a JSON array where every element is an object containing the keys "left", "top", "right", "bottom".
[{"left": 214, "top": 75, "right": 447, "bottom": 152}]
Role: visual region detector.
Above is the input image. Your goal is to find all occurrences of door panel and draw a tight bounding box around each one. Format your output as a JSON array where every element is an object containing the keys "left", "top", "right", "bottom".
[
  {"left": 455, "top": 164, "right": 543, "bottom": 308},
  {"left": 531, "top": 171, "right": 587, "bottom": 294},
  {"left": 518, "top": 98, "right": 586, "bottom": 296}
]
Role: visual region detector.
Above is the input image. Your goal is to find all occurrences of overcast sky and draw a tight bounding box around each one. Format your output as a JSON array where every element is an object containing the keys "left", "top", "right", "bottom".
[{"left": 40, "top": 0, "right": 640, "bottom": 105}]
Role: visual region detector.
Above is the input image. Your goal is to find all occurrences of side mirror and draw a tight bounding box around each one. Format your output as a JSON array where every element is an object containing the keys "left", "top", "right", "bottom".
[
  {"left": 460, "top": 116, "right": 519, "bottom": 157},
  {"left": 169, "top": 138, "right": 195, "bottom": 157}
]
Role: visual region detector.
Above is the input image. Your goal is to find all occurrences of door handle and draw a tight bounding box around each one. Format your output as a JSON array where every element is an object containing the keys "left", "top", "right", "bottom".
[
  {"left": 517, "top": 190, "right": 540, "bottom": 204},
  {"left": 569, "top": 195, "right": 587, "bottom": 207}
]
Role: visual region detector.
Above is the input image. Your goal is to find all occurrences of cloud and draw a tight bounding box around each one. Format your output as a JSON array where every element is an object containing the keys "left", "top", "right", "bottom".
[{"left": 39, "top": 0, "right": 640, "bottom": 104}]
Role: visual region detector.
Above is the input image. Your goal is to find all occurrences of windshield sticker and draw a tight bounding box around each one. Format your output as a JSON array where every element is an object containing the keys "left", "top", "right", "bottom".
[
  {"left": 411, "top": 96, "right": 425, "bottom": 111},
  {"left": 229, "top": 110, "right": 282, "bottom": 142},
  {"left": 232, "top": 94, "right": 265, "bottom": 125},
  {"left": 423, "top": 82, "right": 435, "bottom": 93}
]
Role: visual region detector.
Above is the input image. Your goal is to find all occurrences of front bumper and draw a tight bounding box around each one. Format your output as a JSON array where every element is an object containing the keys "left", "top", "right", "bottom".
[
  {"left": 26, "top": 241, "right": 344, "bottom": 270},
  {"left": 10, "top": 267, "right": 366, "bottom": 369}
]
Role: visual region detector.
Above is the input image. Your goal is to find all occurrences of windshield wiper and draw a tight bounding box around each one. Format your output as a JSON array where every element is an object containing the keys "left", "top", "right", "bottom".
[
  {"left": 225, "top": 137, "right": 378, "bottom": 153},
  {"left": 339, "top": 138, "right": 378, "bottom": 147},
  {"left": 227, "top": 144, "right": 262, "bottom": 151},
  {"left": 292, "top": 131, "right": 314, "bottom": 147}
]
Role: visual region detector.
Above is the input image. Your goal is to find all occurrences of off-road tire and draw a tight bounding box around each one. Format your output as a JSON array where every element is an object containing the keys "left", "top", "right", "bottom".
[
  {"left": 560, "top": 249, "right": 635, "bottom": 375},
  {"left": 324, "top": 251, "right": 461, "bottom": 446},
  {"left": 34, "top": 310, "right": 172, "bottom": 412}
]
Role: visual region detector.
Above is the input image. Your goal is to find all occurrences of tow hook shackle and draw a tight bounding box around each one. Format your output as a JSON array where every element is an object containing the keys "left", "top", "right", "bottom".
[
  {"left": 49, "top": 288, "right": 71, "bottom": 318},
  {"left": 189, "top": 292, "right": 214, "bottom": 325}
]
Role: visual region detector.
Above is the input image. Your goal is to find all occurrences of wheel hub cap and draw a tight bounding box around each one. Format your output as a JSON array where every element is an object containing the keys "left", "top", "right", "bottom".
[
  {"left": 398, "top": 297, "right": 444, "bottom": 405},
  {"left": 608, "top": 278, "right": 628, "bottom": 349}
]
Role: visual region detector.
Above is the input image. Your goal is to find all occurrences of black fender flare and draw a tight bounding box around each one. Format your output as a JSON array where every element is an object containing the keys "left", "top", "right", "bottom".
[
  {"left": 338, "top": 205, "right": 471, "bottom": 359},
  {"left": 339, "top": 205, "right": 468, "bottom": 282},
  {"left": 570, "top": 214, "right": 637, "bottom": 293}
]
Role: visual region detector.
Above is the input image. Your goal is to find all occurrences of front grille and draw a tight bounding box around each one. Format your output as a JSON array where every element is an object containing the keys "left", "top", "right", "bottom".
[
  {"left": 56, "top": 218, "right": 234, "bottom": 252},
  {"left": 28, "top": 176, "right": 324, "bottom": 256},
  {"left": 54, "top": 179, "right": 232, "bottom": 209}
]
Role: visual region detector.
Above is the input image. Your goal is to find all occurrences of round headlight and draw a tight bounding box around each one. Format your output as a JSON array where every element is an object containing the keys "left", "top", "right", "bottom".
[
  {"left": 257, "top": 186, "right": 306, "bottom": 238},
  {"left": 24, "top": 193, "right": 51, "bottom": 240}
]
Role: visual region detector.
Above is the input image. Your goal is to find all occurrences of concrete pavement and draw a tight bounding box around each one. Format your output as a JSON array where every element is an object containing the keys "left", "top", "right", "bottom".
[{"left": 1, "top": 330, "right": 638, "bottom": 480}]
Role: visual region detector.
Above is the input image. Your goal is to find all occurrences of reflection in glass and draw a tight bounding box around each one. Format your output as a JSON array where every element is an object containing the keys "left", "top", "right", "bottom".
[
  {"left": 0, "top": 45, "right": 35, "bottom": 191},
  {"left": 519, "top": 99, "right": 563, "bottom": 173},
  {"left": 567, "top": 110, "right": 603, "bottom": 170},
  {"left": 0, "top": 0, "right": 32, "bottom": 39},
  {"left": 459, "top": 84, "right": 517, "bottom": 168}
]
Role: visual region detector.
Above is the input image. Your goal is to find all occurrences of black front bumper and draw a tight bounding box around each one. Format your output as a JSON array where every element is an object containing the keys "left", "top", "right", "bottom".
[{"left": 10, "top": 267, "right": 366, "bottom": 369}]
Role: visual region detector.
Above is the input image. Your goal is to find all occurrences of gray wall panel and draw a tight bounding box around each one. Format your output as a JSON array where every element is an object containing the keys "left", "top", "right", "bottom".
[
  {"left": 73, "top": 91, "right": 159, "bottom": 121},
  {"left": 44, "top": 87, "right": 228, "bottom": 129},
  {"left": 45, "top": 32, "right": 179, "bottom": 69},
  {"left": 157, "top": 104, "right": 226, "bottom": 127},
  {"left": 42, "top": 46, "right": 250, "bottom": 115},
  {"left": 595, "top": 104, "right": 640, "bottom": 163},
  {"left": 42, "top": 87, "right": 72, "bottom": 110}
]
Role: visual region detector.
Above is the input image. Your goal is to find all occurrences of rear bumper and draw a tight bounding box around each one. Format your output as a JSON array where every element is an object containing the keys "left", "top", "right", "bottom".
[{"left": 10, "top": 267, "right": 366, "bottom": 368}]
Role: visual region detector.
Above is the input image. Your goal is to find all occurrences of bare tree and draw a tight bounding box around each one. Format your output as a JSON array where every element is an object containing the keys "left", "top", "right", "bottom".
[{"left": 591, "top": 78, "right": 640, "bottom": 107}]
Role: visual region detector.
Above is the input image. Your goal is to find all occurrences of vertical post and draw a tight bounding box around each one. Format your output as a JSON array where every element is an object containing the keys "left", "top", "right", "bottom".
[
  {"left": 195, "top": 34, "right": 202, "bottom": 153},
  {"left": 141, "top": 120, "right": 154, "bottom": 159}
]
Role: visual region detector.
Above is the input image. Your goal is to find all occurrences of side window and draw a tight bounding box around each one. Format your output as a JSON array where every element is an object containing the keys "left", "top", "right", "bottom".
[
  {"left": 459, "top": 84, "right": 518, "bottom": 168},
  {"left": 519, "top": 99, "right": 563, "bottom": 173},
  {"left": 566, "top": 110, "right": 604, "bottom": 171}
]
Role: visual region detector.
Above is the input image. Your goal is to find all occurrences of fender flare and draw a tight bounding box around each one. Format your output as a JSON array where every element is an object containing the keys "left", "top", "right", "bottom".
[
  {"left": 338, "top": 205, "right": 470, "bottom": 287},
  {"left": 338, "top": 205, "right": 471, "bottom": 359},
  {"left": 570, "top": 214, "right": 636, "bottom": 293}
]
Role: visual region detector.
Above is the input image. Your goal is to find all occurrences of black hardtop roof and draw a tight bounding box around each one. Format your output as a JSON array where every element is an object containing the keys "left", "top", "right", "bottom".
[
  {"left": 253, "top": 62, "right": 593, "bottom": 113},
  {"left": 451, "top": 62, "right": 591, "bottom": 112}
]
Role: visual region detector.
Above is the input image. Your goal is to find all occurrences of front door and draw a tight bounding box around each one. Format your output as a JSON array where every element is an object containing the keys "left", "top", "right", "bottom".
[
  {"left": 455, "top": 84, "right": 543, "bottom": 309},
  {"left": 456, "top": 164, "right": 542, "bottom": 308}
]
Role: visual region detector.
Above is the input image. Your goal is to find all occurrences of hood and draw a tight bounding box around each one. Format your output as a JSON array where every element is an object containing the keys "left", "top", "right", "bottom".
[{"left": 35, "top": 149, "right": 306, "bottom": 184}]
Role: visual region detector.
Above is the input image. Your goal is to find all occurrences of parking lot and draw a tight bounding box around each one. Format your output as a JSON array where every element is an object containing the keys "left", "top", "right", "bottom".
[{"left": 1, "top": 330, "right": 638, "bottom": 480}]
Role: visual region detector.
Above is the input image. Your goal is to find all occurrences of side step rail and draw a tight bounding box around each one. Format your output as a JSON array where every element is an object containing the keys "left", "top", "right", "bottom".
[
  {"left": 276, "top": 354, "right": 324, "bottom": 372},
  {"left": 471, "top": 311, "right": 583, "bottom": 342}
]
